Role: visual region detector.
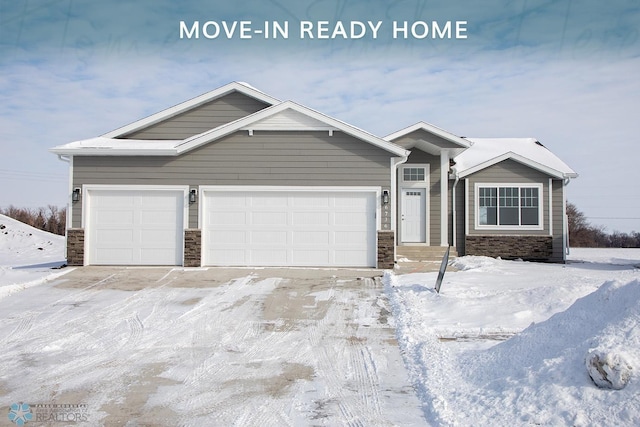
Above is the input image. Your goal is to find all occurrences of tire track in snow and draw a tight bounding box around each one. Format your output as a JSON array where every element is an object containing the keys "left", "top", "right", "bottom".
[
  {"left": 4, "top": 314, "right": 36, "bottom": 343},
  {"left": 12, "top": 270, "right": 181, "bottom": 405},
  {"left": 125, "top": 313, "right": 144, "bottom": 347},
  {"left": 0, "top": 273, "right": 119, "bottom": 348}
]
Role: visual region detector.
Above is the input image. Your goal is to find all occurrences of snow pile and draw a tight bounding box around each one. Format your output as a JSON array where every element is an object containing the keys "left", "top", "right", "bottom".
[
  {"left": 386, "top": 256, "right": 640, "bottom": 426},
  {"left": 0, "top": 214, "right": 67, "bottom": 299}
]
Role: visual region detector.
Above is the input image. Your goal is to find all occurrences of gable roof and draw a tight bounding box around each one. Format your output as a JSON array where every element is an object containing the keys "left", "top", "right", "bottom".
[
  {"left": 50, "top": 99, "right": 409, "bottom": 157},
  {"left": 101, "top": 82, "right": 280, "bottom": 139},
  {"left": 384, "top": 121, "right": 471, "bottom": 156},
  {"left": 453, "top": 138, "right": 578, "bottom": 179}
]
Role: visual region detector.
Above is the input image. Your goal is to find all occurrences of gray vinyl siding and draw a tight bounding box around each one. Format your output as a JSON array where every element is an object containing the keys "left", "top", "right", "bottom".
[
  {"left": 402, "top": 149, "right": 441, "bottom": 246},
  {"left": 466, "top": 159, "right": 551, "bottom": 236},
  {"left": 122, "top": 92, "right": 269, "bottom": 140},
  {"left": 72, "top": 130, "right": 392, "bottom": 229}
]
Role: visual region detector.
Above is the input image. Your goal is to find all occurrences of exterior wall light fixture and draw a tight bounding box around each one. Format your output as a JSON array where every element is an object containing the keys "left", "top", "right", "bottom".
[
  {"left": 382, "top": 190, "right": 390, "bottom": 205},
  {"left": 72, "top": 188, "right": 81, "bottom": 202},
  {"left": 189, "top": 189, "right": 198, "bottom": 204}
]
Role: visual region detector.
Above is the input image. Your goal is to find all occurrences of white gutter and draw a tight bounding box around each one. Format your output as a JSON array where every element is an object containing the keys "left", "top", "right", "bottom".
[
  {"left": 451, "top": 168, "right": 460, "bottom": 251},
  {"left": 563, "top": 176, "right": 571, "bottom": 261},
  {"left": 55, "top": 154, "right": 73, "bottom": 251},
  {"left": 391, "top": 155, "right": 410, "bottom": 248}
]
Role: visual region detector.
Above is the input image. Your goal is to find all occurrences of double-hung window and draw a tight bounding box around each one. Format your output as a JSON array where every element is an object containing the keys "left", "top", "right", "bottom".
[{"left": 476, "top": 184, "right": 542, "bottom": 229}]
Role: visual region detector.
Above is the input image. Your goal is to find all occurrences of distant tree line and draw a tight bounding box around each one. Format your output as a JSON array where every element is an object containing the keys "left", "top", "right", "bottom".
[
  {"left": 567, "top": 202, "right": 640, "bottom": 248},
  {"left": 0, "top": 205, "right": 66, "bottom": 236}
]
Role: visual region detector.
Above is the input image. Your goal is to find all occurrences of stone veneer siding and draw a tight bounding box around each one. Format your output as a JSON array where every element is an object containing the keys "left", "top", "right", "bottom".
[
  {"left": 184, "top": 229, "right": 202, "bottom": 267},
  {"left": 67, "top": 228, "right": 85, "bottom": 266},
  {"left": 377, "top": 231, "right": 395, "bottom": 269},
  {"left": 465, "top": 235, "right": 553, "bottom": 261}
]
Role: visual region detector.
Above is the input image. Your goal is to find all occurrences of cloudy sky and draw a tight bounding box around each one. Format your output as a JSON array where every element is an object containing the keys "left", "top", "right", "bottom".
[{"left": 1, "top": 0, "right": 639, "bottom": 233}]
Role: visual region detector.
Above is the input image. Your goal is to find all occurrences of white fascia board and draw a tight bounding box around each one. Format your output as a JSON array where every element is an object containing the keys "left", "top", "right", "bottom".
[
  {"left": 384, "top": 121, "right": 471, "bottom": 149},
  {"left": 177, "top": 101, "right": 410, "bottom": 157},
  {"left": 49, "top": 147, "right": 178, "bottom": 156},
  {"left": 101, "top": 82, "right": 280, "bottom": 138},
  {"left": 457, "top": 152, "right": 568, "bottom": 179}
]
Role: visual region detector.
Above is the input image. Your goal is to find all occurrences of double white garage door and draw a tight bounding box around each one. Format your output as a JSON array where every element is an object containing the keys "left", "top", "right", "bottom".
[{"left": 86, "top": 187, "right": 378, "bottom": 267}]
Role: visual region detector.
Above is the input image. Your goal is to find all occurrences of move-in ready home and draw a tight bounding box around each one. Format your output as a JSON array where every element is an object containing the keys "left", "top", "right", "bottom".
[{"left": 50, "top": 82, "right": 578, "bottom": 268}]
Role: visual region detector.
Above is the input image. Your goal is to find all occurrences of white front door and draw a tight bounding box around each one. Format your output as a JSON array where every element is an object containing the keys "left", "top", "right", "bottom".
[{"left": 401, "top": 188, "right": 426, "bottom": 243}]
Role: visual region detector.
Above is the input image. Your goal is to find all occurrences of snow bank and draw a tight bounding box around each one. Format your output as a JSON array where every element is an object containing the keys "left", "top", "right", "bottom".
[
  {"left": 386, "top": 256, "right": 640, "bottom": 426},
  {"left": 456, "top": 279, "right": 640, "bottom": 425},
  {"left": 0, "top": 214, "right": 67, "bottom": 297}
]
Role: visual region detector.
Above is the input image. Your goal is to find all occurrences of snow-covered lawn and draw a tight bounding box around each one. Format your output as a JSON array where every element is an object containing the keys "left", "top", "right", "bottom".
[
  {"left": 387, "top": 248, "right": 640, "bottom": 426},
  {"left": 2, "top": 214, "right": 639, "bottom": 425},
  {"left": 0, "top": 214, "right": 68, "bottom": 299}
]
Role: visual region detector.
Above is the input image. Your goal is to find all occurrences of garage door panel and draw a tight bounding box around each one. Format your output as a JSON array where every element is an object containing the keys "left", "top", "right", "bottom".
[
  {"left": 99, "top": 248, "right": 134, "bottom": 264},
  {"left": 210, "top": 249, "right": 246, "bottom": 265},
  {"left": 252, "top": 195, "right": 288, "bottom": 207},
  {"left": 140, "top": 210, "right": 176, "bottom": 224},
  {"left": 292, "top": 195, "right": 330, "bottom": 208},
  {"left": 252, "top": 211, "right": 287, "bottom": 225},
  {"left": 139, "top": 248, "right": 178, "bottom": 264},
  {"left": 96, "top": 229, "right": 134, "bottom": 244},
  {"left": 88, "top": 189, "right": 184, "bottom": 265},
  {"left": 335, "top": 231, "right": 369, "bottom": 245},
  {"left": 140, "top": 229, "right": 178, "bottom": 245},
  {"left": 95, "top": 210, "right": 135, "bottom": 226},
  {"left": 252, "top": 249, "right": 288, "bottom": 264},
  {"left": 292, "top": 250, "right": 330, "bottom": 265},
  {"left": 292, "top": 212, "right": 329, "bottom": 225},
  {"left": 335, "top": 194, "right": 370, "bottom": 208},
  {"left": 210, "top": 230, "right": 246, "bottom": 243},
  {"left": 291, "top": 231, "right": 330, "bottom": 245},
  {"left": 252, "top": 231, "right": 287, "bottom": 245},
  {"left": 334, "top": 212, "right": 368, "bottom": 226},
  {"left": 209, "top": 212, "right": 246, "bottom": 225},
  {"left": 335, "top": 250, "right": 369, "bottom": 266},
  {"left": 203, "top": 189, "right": 376, "bottom": 267}
]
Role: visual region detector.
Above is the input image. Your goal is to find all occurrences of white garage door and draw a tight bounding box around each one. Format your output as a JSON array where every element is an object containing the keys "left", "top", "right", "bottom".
[
  {"left": 203, "top": 189, "right": 377, "bottom": 267},
  {"left": 87, "top": 189, "right": 185, "bottom": 265}
]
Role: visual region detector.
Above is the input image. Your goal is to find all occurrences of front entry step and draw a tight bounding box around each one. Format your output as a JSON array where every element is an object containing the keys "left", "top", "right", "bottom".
[{"left": 396, "top": 246, "right": 458, "bottom": 262}]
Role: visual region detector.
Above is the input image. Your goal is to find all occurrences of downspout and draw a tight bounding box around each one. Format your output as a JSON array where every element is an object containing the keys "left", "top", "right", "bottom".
[
  {"left": 391, "top": 154, "right": 410, "bottom": 249},
  {"left": 451, "top": 167, "right": 460, "bottom": 252},
  {"left": 563, "top": 176, "right": 571, "bottom": 260},
  {"left": 56, "top": 155, "right": 72, "bottom": 229},
  {"left": 55, "top": 154, "right": 73, "bottom": 249}
]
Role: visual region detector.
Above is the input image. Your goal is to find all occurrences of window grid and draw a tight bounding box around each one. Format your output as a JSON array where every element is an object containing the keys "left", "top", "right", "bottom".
[
  {"left": 403, "top": 167, "right": 426, "bottom": 182},
  {"left": 479, "top": 187, "right": 497, "bottom": 207},
  {"left": 477, "top": 185, "right": 541, "bottom": 227}
]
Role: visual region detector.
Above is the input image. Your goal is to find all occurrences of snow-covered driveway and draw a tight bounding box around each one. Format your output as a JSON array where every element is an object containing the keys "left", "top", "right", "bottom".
[{"left": 1, "top": 267, "right": 424, "bottom": 426}]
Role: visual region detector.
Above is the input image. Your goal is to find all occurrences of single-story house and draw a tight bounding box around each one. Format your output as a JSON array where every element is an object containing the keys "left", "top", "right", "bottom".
[{"left": 50, "top": 82, "right": 577, "bottom": 268}]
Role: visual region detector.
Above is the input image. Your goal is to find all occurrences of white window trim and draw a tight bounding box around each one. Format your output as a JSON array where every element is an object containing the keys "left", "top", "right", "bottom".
[
  {"left": 474, "top": 182, "right": 544, "bottom": 231},
  {"left": 400, "top": 165, "right": 429, "bottom": 184}
]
